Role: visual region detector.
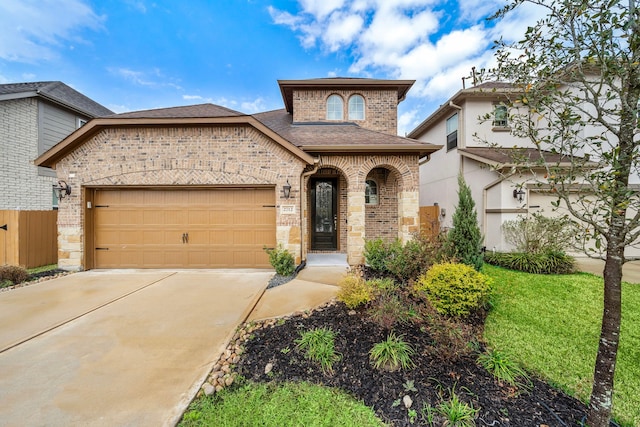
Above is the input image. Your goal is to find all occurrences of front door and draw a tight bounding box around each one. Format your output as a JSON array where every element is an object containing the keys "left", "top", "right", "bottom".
[{"left": 311, "top": 178, "right": 338, "bottom": 250}]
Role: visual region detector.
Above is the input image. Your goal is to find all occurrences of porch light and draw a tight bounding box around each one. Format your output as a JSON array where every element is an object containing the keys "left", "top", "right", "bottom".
[
  {"left": 53, "top": 180, "right": 72, "bottom": 200},
  {"left": 513, "top": 188, "right": 526, "bottom": 203},
  {"left": 283, "top": 180, "right": 291, "bottom": 199}
]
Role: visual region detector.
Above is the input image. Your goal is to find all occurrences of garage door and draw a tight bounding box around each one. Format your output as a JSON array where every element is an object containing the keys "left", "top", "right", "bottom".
[{"left": 92, "top": 188, "right": 276, "bottom": 268}]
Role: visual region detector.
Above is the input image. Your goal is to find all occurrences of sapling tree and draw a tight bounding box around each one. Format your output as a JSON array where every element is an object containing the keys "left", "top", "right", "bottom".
[
  {"left": 488, "top": 1, "right": 640, "bottom": 425},
  {"left": 447, "top": 174, "right": 484, "bottom": 271}
]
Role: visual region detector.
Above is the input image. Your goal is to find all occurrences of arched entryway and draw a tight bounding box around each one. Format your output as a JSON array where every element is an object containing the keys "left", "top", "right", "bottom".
[{"left": 306, "top": 167, "right": 348, "bottom": 253}]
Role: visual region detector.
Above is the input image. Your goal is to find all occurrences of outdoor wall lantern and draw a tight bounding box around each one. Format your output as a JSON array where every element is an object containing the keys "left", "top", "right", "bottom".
[
  {"left": 283, "top": 180, "right": 291, "bottom": 199},
  {"left": 513, "top": 188, "right": 526, "bottom": 203},
  {"left": 53, "top": 180, "right": 72, "bottom": 200}
]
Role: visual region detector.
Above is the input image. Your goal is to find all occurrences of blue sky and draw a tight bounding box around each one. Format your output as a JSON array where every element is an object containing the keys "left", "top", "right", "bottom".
[{"left": 0, "top": 0, "right": 540, "bottom": 135}]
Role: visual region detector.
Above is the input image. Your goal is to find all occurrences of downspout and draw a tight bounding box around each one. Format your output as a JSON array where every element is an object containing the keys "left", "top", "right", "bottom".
[
  {"left": 449, "top": 101, "right": 463, "bottom": 174},
  {"left": 300, "top": 158, "right": 321, "bottom": 264},
  {"left": 482, "top": 170, "right": 515, "bottom": 250}
]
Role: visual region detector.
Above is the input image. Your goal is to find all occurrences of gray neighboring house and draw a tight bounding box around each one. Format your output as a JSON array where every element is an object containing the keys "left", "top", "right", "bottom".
[{"left": 0, "top": 81, "right": 113, "bottom": 210}]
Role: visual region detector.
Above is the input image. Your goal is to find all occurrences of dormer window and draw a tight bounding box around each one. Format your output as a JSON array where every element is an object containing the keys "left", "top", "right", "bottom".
[
  {"left": 348, "top": 95, "right": 365, "bottom": 120},
  {"left": 326, "top": 94, "right": 344, "bottom": 120}
]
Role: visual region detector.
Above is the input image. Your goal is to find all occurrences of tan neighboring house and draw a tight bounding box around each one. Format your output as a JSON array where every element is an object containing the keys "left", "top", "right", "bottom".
[
  {"left": 36, "top": 78, "right": 441, "bottom": 271},
  {"left": 0, "top": 81, "right": 114, "bottom": 210}
]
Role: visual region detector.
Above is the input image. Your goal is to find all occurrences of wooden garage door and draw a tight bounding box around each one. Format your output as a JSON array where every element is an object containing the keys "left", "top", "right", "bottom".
[{"left": 93, "top": 188, "right": 276, "bottom": 268}]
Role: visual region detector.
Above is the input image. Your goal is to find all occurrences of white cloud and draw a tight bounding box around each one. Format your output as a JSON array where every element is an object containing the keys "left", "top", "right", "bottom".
[
  {"left": 324, "top": 12, "right": 364, "bottom": 51},
  {"left": 241, "top": 98, "right": 266, "bottom": 114},
  {"left": 110, "top": 67, "right": 182, "bottom": 90},
  {"left": 300, "top": 0, "right": 347, "bottom": 20},
  {"left": 0, "top": 0, "right": 105, "bottom": 63}
]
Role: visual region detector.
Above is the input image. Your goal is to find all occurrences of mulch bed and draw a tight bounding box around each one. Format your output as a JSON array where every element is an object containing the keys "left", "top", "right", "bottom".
[{"left": 236, "top": 302, "right": 588, "bottom": 426}]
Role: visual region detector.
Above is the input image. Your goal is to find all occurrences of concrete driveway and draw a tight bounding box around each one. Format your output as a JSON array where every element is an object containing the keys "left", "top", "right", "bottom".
[{"left": 0, "top": 269, "right": 271, "bottom": 427}]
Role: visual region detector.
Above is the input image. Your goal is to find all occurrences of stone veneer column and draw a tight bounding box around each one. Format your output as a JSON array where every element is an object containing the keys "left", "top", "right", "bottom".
[
  {"left": 398, "top": 190, "right": 420, "bottom": 242},
  {"left": 347, "top": 191, "right": 366, "bottom": 265}
]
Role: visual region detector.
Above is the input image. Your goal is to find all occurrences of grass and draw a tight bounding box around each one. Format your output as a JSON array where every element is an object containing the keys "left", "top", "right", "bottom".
[
  {"left": 483, "top": 265, "right": 640, "bottom": 426},
  {"left": 27, "top": 264, "right": 58, "bottom": 274},
  {"left": 179, "top": 380, "right": 385, "bottom": 427}
]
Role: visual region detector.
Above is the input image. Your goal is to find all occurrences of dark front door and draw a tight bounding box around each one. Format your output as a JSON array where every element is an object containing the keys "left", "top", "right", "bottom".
[{"left": 311, "top": 178, "right": 337, "bottom": 250}]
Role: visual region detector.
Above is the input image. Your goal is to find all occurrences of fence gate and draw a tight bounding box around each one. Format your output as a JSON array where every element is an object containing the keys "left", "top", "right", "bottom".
[
  {"left": 419, "top": 206, "right": 440, "bottom": 238},
  {"left": 0, "top": 210, "right": 57, "bottom": 268}
]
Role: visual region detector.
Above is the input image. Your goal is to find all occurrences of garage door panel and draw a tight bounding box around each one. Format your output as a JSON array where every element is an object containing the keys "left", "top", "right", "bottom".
[{"left": 93, "top": 188, "right": 276, "bottom": 268}]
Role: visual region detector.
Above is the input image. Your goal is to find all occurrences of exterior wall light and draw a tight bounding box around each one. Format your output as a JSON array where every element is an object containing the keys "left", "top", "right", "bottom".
[
  {"left": 513, "top": 188, "right": 526, "bottom": 202},
  {"left": 283, "top": 180, "right": 291, "bottom": 199},
  {"left": 53, "top": 180, "right": 72, "bottom": 200}
]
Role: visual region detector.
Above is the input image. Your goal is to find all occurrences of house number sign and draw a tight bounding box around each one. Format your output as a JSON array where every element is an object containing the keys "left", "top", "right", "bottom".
[{"left": 280, "top": 205, "right": 296, "bottom": 214}]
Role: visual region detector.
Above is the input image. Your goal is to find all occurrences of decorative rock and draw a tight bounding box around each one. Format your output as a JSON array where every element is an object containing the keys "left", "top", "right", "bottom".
[
  {"left": 264, "top": 362, "right": 274, "bottom": 375},
  {"left": 348, "top": 310, "right": 357, "bottom": 316},
  {"left": 221, "top": 364, "right": 230, "bottom": 373},
  {"left": 403, "top": 395, "right": 413, "bottom": 409},
  {"left": 225, "top": 376, "right": 234, "bottom": 386},
  {"left": 203, "top": 383, "right": 215, "bottom": 396},
  {"left": 215, "top": 385, "right": 224, "bottom": 392}
]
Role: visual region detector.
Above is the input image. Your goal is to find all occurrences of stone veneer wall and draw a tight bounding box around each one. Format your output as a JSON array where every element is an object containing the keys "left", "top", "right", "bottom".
[
  {"left": 0, "top": 98, "right": 57, "bottom": 210},
  {"left": 55, "top": 125, "right": 308, "bottom": 270},
  {"left": 292, "top": 89, "right": 398, "bottom": 135}
]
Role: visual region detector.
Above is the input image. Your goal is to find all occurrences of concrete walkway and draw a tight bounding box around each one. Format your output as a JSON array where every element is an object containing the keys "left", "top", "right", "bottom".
[
  {"left": 574, "top": 257, "right": 640, "bottom": 284},
  {"left": 0, "top": 270, "right": 271, "bottom": 427}
]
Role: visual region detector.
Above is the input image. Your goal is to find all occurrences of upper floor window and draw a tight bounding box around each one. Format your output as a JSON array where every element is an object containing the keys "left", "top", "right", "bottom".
[
  {"left": 446, "top": 113, "right": 458, "bottom": 151},
  {"left": 493, "top": 104, "right": 509, "bottom": 128},
  {"left": 326, "top": 94, "right": 344, "bottom": 120},
  {"left": 348, "top": 95, "right": 365, "bottom": 120}
]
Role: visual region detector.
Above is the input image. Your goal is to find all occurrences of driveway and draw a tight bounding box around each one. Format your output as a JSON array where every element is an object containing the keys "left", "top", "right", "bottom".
[{"left": 0, "top": 269, "right": 271, "bottom": 427}]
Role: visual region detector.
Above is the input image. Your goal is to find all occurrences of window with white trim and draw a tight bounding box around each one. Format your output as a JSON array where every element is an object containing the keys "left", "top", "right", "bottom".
[
  {"left": 327, "top": 94, "right": 344, "bottom": 120},
  {"left": 365, "top": 180, "right": 378, "bottom": 205},
  {"left": 493, "top": 104, "right": 509, "bottom": 128},
  {"left": 348, "top": 95, "right": 365, "bottom": 120},
  {"left": 446, "top": 113, "right": 458, "bottom": 151}
]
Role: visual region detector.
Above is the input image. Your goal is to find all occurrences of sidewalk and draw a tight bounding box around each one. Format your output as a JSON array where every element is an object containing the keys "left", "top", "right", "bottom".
[{"left": 574, "top": 257, "right": 640, "bottom": 284}]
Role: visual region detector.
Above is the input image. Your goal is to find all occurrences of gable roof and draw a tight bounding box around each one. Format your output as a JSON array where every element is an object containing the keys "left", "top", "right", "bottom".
[
  {"left": 110, "top": 103, "right": 243, "bottom": 118},
  {"left": 254, "top": 109, "right": 440, "bottom": 157},
  {"left": 278, "top": 78, "right": 415, "bottom": 113},
  {"left": 407, "top": 82, "right": 520, "bottom": 139},
  {"left": 0, "top": 81, "right": 114, "bottom": 117}
]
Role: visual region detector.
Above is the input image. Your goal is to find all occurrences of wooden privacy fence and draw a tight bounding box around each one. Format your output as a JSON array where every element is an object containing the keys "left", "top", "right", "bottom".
[
  {"left": 419, "top": 205, "right": 440, "bottom": 238},
  {"left": 0, "top": 210, "right": 58, "bottom": 269}
]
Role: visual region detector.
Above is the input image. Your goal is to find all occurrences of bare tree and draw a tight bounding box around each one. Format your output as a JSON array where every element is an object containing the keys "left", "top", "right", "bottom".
[{"left": 488, "top": 1, "right": 640, "bottom": 425}]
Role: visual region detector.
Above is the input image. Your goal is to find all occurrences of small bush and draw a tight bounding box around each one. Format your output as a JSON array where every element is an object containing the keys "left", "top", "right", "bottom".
[
  {"left": 414, "top": 263, "right": 492, "bottom": 318},
  {"left": 337, "top": 274, "right": 373, "bottom": 309},
  {"left": 484, "top": 251, "right": 575, "bottom": 274},
  {"left": 502, "top": 212, "right": 575, "bottom": 254},
  {"left": 0, "top": 265, "right": 30, "bottom": 286},
  {"left": 477, "top": 348, "right": 531, "bottom": 390},
  {"left": 364, "top": 238, "right": 393, "bottom": 273},
  {"left": 436, "top": 391, "right": 478, "bottom": 427},
  {"left": 368, "top": 293, "right": 412, "bottom": 330},
  {"left": 369, "top": 332, "right": 415, "bottom": 371},
  {"left": 421, "top": 302, "right": 477, "bottom": 361},
  {"left": 295, "top": 327, "right": 341, "bottom": 374},
  {"left": 264, "top": 245, "right": 295, "bottom": 276}
]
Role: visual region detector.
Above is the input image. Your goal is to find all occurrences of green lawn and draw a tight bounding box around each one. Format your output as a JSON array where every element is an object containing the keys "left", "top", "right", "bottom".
[
  {"left": 483, "top": 265, "right": 640, "bottom": 427},
  {"left": 179, "top": 380, "right": 384, "bottom": 427}
]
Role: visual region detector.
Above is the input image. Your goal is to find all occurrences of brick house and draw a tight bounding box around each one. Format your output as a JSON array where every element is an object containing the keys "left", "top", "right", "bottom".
[
  {"left": 0, "top": 82, "right": 113, "bottom": 210},
  {"left": 35, "top": 78, "right": 440, "bottom": 270}
]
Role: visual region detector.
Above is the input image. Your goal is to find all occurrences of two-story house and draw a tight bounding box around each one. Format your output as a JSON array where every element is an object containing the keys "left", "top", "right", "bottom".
[
  {"left": 35, "top": 78, "right": 441, "bottom": 270},
  {"left": 0, "top": 81, "right": 114, "bottom": 210},
  {"left": 409, "top": 82, "right": 579, "bottom": 252}
]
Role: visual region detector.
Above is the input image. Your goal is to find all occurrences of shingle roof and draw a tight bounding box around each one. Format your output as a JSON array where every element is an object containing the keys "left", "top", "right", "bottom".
[
  {"left": 253, "top": 109, "right": 439, "bottom": 154},
  {"left": 0, "top": 81, "right": 113, "bottom": 117},
  {"left": 459, "top": 147, "right": 579, "bottom": 167},
  {"left": 110, "top": 103, "right": 244, "bottom": 118}
]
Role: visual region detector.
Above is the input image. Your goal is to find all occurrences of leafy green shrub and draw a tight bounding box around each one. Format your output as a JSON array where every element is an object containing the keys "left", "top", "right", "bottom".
[
  {"left": 369, "top": 332, "right": 415, "bottom": 371},
  {"left": 337, "top": 274, "right": 374, "bottom": 309},
  {"left": 0, "top": 265, "right": 30, "bottom": 286},
  {"left": 264, "top": 245, "right": 295, "bottom": 276},
  {"left": 364, "top": 238, "right": 393, "bottom": 273},
  {"left": 366, "top": 277, "right": 399, "bottom": 294},
  {"left": 414, "top": 263, "right": 492, "bottom": 318},
  {"left": 502, "top": 212, "right": 575, "bottom": 254},
  {"left": 295, "top": 327, "right": 341, "bottom": 374},
  {"left": 484, "top": 251, "right": 575, "bottom": 274},
  {"left": 477, "top": 348, "right": 531, "bottom": 389},
  {"left": 367, "top": 293, "right": 413, "bottom": 330}
]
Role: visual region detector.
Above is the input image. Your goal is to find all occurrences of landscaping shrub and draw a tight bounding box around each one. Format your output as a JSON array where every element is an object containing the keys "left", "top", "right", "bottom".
[
  {"left": 367, "top": 293, "right": 412, "bottom": 330},
  {"left": 264, "top": 245, "right": 295, "bottom": 276},
  {"left": 363, "top": 238, "right": 393, "bottom": 273},
  {"left": 445, "top": 174, "right": 484, "bottom": 271},
  {"left": 369, "top": 332, "right": 415, "bottom": 371},
  {"left": 0, "top": 265, "right": 30, "bottom": 286},
  {"left": 501, "top": 212, "right": 575, "bottom": 254},
  {"left": 414, "top": 262, "right": 492, "bottom": 318},
  {"left": 484, "top": 251, "right": 575, "bottom": 274},
  {"left": 477, "top": 348, "right": 531, "bottom": 390},
  {"left": 337, "top": 274, "right": 374, "bottom": 309},
  {"left": 295, "top": 327, "right": 341, "bottom": 374}
]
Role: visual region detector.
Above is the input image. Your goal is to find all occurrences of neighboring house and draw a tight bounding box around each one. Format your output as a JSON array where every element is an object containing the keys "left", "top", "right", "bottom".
[
  {"left": 409, "top": 82, "right": 578, "bottom": 252},
  {"left": 36, "top": 78, "right": 440, "bottom": 270},
  {"left": 0, "top": 81, "right": 114, "bottom": 210}
]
